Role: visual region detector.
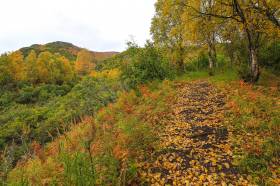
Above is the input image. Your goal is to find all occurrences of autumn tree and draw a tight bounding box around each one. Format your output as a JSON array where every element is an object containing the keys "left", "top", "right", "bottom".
[
  {"left": 35, "top": 52, "right": 75, "bottom": 84},
  {"left": 221, "top": 24, "right": 247, "bottom": 67},
  {"left": 0, "top": 54, "right": 13, "bottom": 86},
  {"left": 151, "top": 0, "right": 222, "bottom": 73},
  {"left": 251, "top": 0, "right": 280, "bottom": 28},
  {"left": 36, "top": 52, "right": 52, "bottom": 83},
  {"left": 151, "top": 0, "right": 186, "bottom": 71},
  {"left": 186, "top": 0, "right": 280, "bottom": 82},
  {"left": 25, "top": 50, "right": 38, "bottom": 83},
  {"left": 182, "top": 0, "right": 221, "bottom": 73},
  {"left": 8, "top": 51, "right": 26, "bottom": 81},
  {"left": 53, "top": 54, "right": 75, "bottom": 83},
  {"left": 75, "top": 49, "right": 96, "bottom": 76}
]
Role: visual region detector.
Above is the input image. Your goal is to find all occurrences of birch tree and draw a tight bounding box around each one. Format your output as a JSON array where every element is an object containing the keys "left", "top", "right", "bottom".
[{"left": 187, "top": 0, "right": 280, "bottom": 82}]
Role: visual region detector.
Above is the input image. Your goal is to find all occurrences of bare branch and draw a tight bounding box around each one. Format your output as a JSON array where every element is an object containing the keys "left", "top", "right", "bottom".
[
  {"left": 251, "top": 0, "right": 280, "bottom": 28},
  {"left": 186, "top": 4, "right": 242, "bottom": 23}
]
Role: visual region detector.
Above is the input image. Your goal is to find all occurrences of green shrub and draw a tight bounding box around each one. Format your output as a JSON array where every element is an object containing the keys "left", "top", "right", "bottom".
[
  {"left": 185, "top": 53, "right": 209, "bottom": 71},
  {"left": 0, "top": 77, "right": 122, "bottom": 157},
  {"left": 34, "top": 77, "right": 121, "bottom": 143},
  {"left": 0, "top": 55, "right": 13, "bottom": 86},
  {"left": 96, "top": 52, "right": 126, "bottom": 71},
  {"left": 121, "top": 41, "right": 174, "bottom": 89},
  {"left": 259, "top": 40, "right": 280, "bottom": 72},
  {"left": 0, "top": 92, "right": 15, "bottom": 110},
  {"left": 217, "top": 54, "right": 228, "bottom": 68},
  {"left": 237, "top": 63, "right": 252, "bottom": 82}
]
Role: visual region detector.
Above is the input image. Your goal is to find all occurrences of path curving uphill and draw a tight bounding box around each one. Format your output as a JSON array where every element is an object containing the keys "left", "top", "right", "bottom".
[{"left": 139, "top": 81, "right": 253, "bottom": 185}]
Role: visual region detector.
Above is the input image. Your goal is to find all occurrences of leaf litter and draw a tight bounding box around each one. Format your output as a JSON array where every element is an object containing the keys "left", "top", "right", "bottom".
[{"left": 138, "top": 81, "right": 254, "bottom": 185}]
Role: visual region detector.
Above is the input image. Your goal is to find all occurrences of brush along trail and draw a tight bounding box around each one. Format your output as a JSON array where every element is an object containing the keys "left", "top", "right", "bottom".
[{"left": 138, "top": 81, "right": 253, "bottom": 185}]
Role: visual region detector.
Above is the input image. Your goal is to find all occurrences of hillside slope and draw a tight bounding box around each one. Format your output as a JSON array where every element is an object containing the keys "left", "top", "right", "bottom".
[
  {"left": 19, "top": 41, "right": 119, "bottom": 61},
  {"left": 7, "top": 75, "right": 280, "bottom": 185}
]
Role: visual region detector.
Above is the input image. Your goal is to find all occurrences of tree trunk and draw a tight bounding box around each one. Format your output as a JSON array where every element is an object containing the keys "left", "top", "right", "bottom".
[
  {"left": 177, "top": 58, "right": 184, "bottom": 74},
  {"left": 207, "top": 32, "right": 217, "bottom": 75},
  {"left": 246, "top": 30, "right": 260, "bottom": 83},
  {"left": 177, "top": 46, "right": 185, "bottom": 73},
  {"left": 249, "top": 46, "right": 260, "bottom": 82},
  {"left": 208, "top": 48, "right": 214, "bottom": 69}
]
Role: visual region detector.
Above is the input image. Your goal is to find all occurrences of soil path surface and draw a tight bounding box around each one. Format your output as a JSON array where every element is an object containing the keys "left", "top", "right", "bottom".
[{"left": 139, "top": 81, "right": 253, "bottom": 185}]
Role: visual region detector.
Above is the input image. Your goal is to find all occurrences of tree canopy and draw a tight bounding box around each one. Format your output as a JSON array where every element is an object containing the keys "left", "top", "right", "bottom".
[{"left": 151, "top": 0, "right": 280, "bottom": 81}]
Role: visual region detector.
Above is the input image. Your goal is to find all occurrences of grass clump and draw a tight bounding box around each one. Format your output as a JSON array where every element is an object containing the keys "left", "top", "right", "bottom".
[{"left": 222, "top": 79, "right": 280, "bottom": 185}]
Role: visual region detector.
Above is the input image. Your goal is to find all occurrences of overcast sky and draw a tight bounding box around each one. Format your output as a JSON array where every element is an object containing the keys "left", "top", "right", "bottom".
[{"left": 0, "top": 0, "right": 156, "bottom": 53}]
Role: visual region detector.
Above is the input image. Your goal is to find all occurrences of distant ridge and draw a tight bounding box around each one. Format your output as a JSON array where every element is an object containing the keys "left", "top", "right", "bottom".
[{"left": 19, "top": 41, "right": 119, "bottom": 61}]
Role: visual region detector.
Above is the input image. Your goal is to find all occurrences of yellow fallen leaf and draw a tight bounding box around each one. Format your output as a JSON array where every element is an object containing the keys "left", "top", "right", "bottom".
[
  {"left": 221, "top": 181, "right": 227, "bottom": 186},
  {"left": 224, "top": 162, "right": 230, "bottom": 169},
  {"left": 199, "top": 174, "right": 205, "bottom": 181}
]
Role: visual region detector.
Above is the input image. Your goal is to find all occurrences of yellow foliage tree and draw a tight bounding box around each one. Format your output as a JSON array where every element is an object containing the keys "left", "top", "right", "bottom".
[
  {"left": 8, "top": 51, "right": 26, "bottom": 81},
  {"left": 151, "top": 0, "right": 186, "bottom": 71},
  {"left": 35, "top": 52, "right": 75, "bottom": 84},
  {"left": 186, "top": 0, "right": 280, "bottom": 82},
  {"left": 75, "top": 49, "right": 96, "bottom": 76},
  {"left": 55, "top": 55, "right": 75, "bottom": 83},
  {"left": 152, "top": 0, "right": 279, "bottom": 81},
  {"left": 90, "top": 68, "right": 120, "bottom": 79},
  {"left": 36, "top": 52, "right": 53, "bottom": 83},
  {"left": 25, "top": 50, "right": 38, "bottom": 83},
  {"left": 151, "top": 0, "right": 220, "bottom": 72},
  {"left": 182, "top": 0, "right": 220, "bottom": 72}
]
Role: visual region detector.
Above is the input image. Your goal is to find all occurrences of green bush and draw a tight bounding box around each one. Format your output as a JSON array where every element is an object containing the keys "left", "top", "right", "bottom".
[
  {"left": 0, "top": 92, "right": 15, "bottom": 110},
  {"left": 35, "top": 77, "right": 121, "bottom": 143},
  {"left": 259, "top": 40, "right": 280, "bottom": 72},
  {"left": 185, "top": 53, "right": 209, "bottom": 71},
  {"left": 217, "top": 54, "right": 228, "bottom": 68},
  {"left": 237, "top": 63, "right": 252, "bottom": 82},
  {"left": 0, "top": 77, "right": 122, "bottom": 155},
  {"left": 0, "top": 55, "right": 13, "bottom": 86},
  {"left": 96, "top": 52, "right": 126, "bottom": 71},
  {"left": 16, "top": 84, "right": 72, "bottom": 104},
  {"left": 121, "top": 41, "right": 174, "bottom": 89}
]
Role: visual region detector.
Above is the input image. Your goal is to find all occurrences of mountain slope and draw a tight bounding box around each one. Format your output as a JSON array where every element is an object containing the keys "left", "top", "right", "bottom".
[{"left": 19, "top": 41, "right": 119, "bottom": 61}]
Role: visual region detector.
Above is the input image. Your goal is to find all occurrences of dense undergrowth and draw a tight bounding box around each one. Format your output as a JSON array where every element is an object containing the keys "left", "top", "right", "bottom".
[
  {"left": 4, "top": 67, "right": 279, "bottom": 185},
  {"left": 0, "top": 78, "right": 121, "bottom": 144},
  {"left": 0, "top": 41, "right": 176, "bottom": 184},
  {"left": 224, "top": 81, "right": 280, "bottom": 185},
  {"left": 7, "top": 80, "right": 175, "bottom": 185}
]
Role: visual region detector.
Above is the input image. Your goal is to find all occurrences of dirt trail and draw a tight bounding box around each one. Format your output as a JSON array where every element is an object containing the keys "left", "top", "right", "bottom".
[{"left": 139, "top": 81, "right": 253, "bottom": 185}]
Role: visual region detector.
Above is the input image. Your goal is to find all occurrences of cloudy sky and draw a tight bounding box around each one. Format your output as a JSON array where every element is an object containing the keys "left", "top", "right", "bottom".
[{"left": 0, "top": 0, "right": 156, "bottom": 53}]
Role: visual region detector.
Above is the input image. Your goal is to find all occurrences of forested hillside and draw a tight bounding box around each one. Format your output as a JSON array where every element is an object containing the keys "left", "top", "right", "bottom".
[
  {"left": 0, "top": 43, "right": 120, "bottom": 183},
  {"left": 1, "top": 0, "right": 279, "bottom": 185},
  {"left": 20, "top": 41, "right": 118, "bottom": 61}
]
